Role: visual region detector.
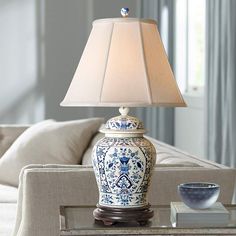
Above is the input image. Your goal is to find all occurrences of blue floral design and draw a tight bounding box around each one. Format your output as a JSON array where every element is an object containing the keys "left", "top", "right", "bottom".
[{"left": 92, "top": 136, "right": 156, "bottom": 207}]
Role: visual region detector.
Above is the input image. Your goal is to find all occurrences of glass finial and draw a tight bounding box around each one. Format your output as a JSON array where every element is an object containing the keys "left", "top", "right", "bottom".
[{"left": 121, "top": 8, "right": 129, "bottom": 17}]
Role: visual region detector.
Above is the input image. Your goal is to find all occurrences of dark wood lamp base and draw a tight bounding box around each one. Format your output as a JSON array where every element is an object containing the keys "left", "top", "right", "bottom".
[{"left": 93, "top": 204, "right": 154, "bottom": 226}]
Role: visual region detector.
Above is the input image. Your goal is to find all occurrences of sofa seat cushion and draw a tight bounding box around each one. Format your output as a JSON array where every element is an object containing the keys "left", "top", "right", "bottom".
[
  {"left": 0, "top": 184, "right": 18, "bottom": 203},
  {"left": 0, "top": 203, "right": 17, "bottom": 236}
]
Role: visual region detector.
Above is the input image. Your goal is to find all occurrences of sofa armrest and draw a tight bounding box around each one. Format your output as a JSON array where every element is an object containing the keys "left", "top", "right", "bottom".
[{"left": 13, "top": 165, "right": 98, "bottom": 236}]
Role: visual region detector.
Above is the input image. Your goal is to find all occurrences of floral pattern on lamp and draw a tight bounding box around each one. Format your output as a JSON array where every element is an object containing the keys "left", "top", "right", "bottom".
[
  {"left": 105, "top": 115, "right": 144, "bottom": 130},
  {"left": 92, "top": 135, "right": 156, "bottom": 207}
]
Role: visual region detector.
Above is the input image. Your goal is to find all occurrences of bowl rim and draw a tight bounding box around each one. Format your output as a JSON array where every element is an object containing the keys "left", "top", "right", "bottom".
[{"left": 178, "top": 182, "right": 220, "bottom": 189}]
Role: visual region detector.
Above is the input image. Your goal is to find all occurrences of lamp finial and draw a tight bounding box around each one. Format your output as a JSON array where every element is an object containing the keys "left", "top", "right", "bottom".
[
  {"left": 119, "top": 107, "right": 129, "bottom": 116},
  {"left": 121, "top": 8, "right": 129, "bottom": 17}
]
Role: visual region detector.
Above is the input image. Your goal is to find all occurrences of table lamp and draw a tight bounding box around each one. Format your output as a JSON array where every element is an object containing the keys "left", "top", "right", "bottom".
[{"left": 61, "top": 8, "right": 186, "bottom": 225}]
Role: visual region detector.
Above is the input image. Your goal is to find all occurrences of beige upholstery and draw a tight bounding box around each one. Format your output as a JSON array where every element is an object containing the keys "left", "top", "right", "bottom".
[
  {"left": 0, "top": 126, "right": 28, "bottom": 235},
  {"left": 13, "top": 164, "right": 236, "bottom": 236},
  {"left": 0, "top": 184, "right": 18, "bottom": 236},
  {"left": 0, "top": 125, "right": 234, "bottom": 236},
  {"left": 82, "top": 132, "right": 104, "bottom": 165},
  {"left": 0, "top": 119, "right": 103, "bottom": 187},
  {"left": 0, "top": 203, "right": 17, "bottom": 236},
  {"left": 0, "top": 184, "right": 17, "bottom": 203},
  {"left": 0, "top": 126, "right": 28, "bottom": 158}
]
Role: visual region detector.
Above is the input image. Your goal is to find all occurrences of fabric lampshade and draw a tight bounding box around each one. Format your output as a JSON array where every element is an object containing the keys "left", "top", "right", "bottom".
[{"left": 61, "top": 18, "right": 186, "bottom": 107}]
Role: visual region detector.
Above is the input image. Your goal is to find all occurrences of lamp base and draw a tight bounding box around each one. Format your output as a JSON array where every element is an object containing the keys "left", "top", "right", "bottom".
[
  {"left": 93, "top": 204, "right": 154, "bottom": 226},
  {"left": 92, "top": 107, "right": 156, "bottom": 224}
]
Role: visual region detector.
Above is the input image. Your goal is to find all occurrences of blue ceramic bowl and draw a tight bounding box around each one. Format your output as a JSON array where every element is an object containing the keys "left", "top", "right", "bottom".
[{"left": 178, "top": 182, "right": 220, "bottom": 209}]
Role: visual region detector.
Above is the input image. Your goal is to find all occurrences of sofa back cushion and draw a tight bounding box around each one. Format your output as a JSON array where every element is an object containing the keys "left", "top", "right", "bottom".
[
  {"left": 82, "top": 132, "right": 104, "bottom": 165},
  {"left": 0, "top": 118, "right": 103, "bottom": 187},
  {"left": 0, "top": 126, "right": 28, "bottom": 158},
  {"left": 82, "top": 133, "right": 227, "bottom": 169}
]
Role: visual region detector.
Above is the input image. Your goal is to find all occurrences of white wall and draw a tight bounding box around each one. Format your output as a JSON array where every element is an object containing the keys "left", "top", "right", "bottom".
[
  {"left": 0, "top": 0, "right": 44, "bottom": 123},
  {"left": 175, "top": 95, "right": 204, "bottom": 158},
  {"left": 0, "top": 0, "right": 139, "bottom": 123}
]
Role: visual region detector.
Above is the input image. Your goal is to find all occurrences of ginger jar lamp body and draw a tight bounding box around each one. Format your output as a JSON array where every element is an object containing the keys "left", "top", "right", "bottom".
[{"left": 92, "top": 107, "right": 156, "bottom": 224}]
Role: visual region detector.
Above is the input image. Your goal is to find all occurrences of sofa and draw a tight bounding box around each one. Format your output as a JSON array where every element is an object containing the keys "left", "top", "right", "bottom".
[{"left": 0, "top": 123, "right": 235, "bottom": 236}]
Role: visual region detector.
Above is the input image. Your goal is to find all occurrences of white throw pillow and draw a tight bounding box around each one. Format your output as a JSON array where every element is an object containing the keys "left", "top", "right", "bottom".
[{"left": 0, "top": 118, "right": 103, "bottom": 187}]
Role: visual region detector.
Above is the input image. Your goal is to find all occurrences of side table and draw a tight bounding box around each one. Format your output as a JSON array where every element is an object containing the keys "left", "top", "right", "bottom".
[{"left": 60, "top": 204, "right": 236, "bottom": 235}]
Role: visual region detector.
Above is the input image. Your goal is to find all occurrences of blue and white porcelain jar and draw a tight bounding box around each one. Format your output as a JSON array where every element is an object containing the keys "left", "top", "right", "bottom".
[{"left": 92, "top": 107, "right": 156, "bottom": 208}]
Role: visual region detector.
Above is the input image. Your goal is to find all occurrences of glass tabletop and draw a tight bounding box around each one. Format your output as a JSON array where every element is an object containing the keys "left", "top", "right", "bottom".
[{"left": 60, "top": 204, "right": 236, "bottom": 235}]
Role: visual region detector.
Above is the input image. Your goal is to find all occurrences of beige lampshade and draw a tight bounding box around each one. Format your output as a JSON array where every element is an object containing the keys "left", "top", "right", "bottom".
[{"left": 61, "top": 18, "right": 186, "bottom": 107}]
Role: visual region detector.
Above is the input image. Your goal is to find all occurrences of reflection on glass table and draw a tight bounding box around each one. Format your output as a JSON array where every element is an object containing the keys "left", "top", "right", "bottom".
[{"left": 60, "top": 205, "right": 236, "bottom": 235}]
